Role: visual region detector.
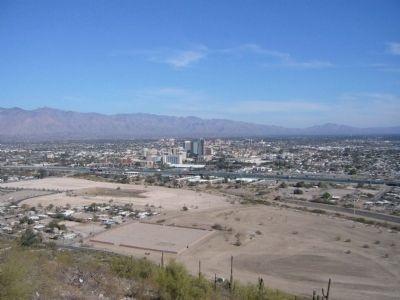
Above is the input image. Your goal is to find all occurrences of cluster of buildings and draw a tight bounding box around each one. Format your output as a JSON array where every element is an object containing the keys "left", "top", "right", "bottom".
[
  {"left": 0, "top": 136, "right": 399, "bottom": 181},
  {"left": 142, "top": 138, "right": 212, "bottom": 167},
  {"left": 0, "top": 188, "right": 159, "bottom": 240}
]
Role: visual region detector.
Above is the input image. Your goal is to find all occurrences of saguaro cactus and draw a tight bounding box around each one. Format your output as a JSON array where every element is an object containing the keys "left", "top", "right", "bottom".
[
  {"left": 313, "top": 278, "right": 332, "bottom": 300},
  {"left": 321, "top": 278, "right": 331, "bottom": 300}
]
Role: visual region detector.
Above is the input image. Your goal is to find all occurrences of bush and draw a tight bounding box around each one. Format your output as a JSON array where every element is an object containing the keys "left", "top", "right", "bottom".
[
  {"left": 233, "top": 280, "right": 293, "bottom": 300},
  {"left": 47, "top": 220, "right": 66, "bottom": 232},
  {"left": 19, "top": 228, "right": 41, "bottom": 247},
  {"left": 310, "top": 209, "right": 326, "bottom": 214},
  {"left": 19, "top": 216, "right": 33, "bottom": 225},
  {"left": 294, "top": 181, "right": 305, "bottom": 188},
  {"left": 110, "top": 256, "right": 155, "bottom": 279},
  {"left": 156, "top": 261, "right": 212, "bottom": 300},
  {"left": 293, "top": 189, "right": 303, "bottom": 195},
  {"left": 321, "top": 192, "right": 331, "bottom": 200},
  {"left": 211, "top": 223, "right": 223, "bottom": 230},
  {"left": 279, "top": 182, "right": 288, "bottom": 188}
]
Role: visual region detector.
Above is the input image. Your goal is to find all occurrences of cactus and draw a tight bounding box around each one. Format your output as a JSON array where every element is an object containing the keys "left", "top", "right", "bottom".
[{"left": 313, "top": 278, "right": 331, "bottom": 300}]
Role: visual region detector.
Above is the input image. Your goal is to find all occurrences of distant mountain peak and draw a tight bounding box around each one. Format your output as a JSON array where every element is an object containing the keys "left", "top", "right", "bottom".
[{"left": 0, "top": 107, "right": 399, "bottom": 141}]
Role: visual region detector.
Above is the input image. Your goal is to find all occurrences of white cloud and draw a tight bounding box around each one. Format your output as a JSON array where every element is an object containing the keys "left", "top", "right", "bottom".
[
  {"left": 109, "top": 46, "right": 208, "bottom": 69},
  {"left": 386, "top": 42, "right": 400, "bottom": 55},
  {"left": 283, "top": 60, "right": 333, "bottom": 69},
  {"left": 165, "top": 49, "right": 207, "bottom": 68},
  {"left": 224, "top": 100, "right": 330, "bottom": 113},
  {"left": 221, "top": 43, "right": 291, "bottom": 60},
  {"left": 110, "top": 43, "right": 332, "bottom": 69},
  {"left": 220, "top": 43, "right": 333, "bottom": 69}
]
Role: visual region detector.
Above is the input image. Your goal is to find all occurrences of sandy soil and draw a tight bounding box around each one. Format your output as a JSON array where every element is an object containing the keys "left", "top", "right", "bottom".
[
  {"left": 88, "top": 222, "right": 213, "bottom": 254},
  {"left": 0, "top": 189, "right": 54, "bottom": 206},
  {"left": 73, "top": 187, "right": 147, "bottom": 198},
  {"left": 1, "top": 177, "right": 229, "bottom": 211},
  {"left": 171, "top": 205, "right": 400, "bottom": 300}
]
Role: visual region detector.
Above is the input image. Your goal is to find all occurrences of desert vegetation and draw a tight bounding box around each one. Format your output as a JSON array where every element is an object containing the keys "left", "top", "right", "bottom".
[{"left": 0, "top": 238, "right": 300, "bottom": 300}]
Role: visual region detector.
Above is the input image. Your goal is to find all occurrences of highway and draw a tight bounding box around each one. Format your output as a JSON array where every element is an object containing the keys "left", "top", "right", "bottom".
[
  {"left": 1, "top": 165, "right": 400, "bottom": 223},
  {"left": 2, "top": 164, "right": 400, "bottom": 186},
  {"left": 2, "top": 164, "right": 400, "bottom": 224},
  {"left": 284, "top": 199, "right": 400, "bottom": 224}
]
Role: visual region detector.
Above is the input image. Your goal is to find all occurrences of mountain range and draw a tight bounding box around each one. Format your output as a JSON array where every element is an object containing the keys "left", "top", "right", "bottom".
[{"left": 0, "top": 107, "right": 399, "bottom": 141}]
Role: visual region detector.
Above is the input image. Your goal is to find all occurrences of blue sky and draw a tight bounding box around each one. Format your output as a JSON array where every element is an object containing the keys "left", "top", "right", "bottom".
[{"left": 0, "top": 0, "right": 399, "bottom": 127}]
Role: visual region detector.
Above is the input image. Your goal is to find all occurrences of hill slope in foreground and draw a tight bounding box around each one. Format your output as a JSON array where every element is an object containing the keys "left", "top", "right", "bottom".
[
  {"left": 0, "top": 107, "right": 399, "bottom": 140},
  {"left": 0, "top": 239, "right": 297, "bottom": 300}
]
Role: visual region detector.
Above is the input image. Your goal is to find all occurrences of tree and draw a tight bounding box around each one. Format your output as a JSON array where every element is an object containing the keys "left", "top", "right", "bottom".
[
  {"left": 348, "top": 168, "right": 357, "bottom": 175},
  {"left": 294, "top": 181, "right": 305, "bottom": 188},
  {"left": 37, "top": 168, "right": 48, "bottom": 179},
  {"left": 322, "top": 192, "right": 332, "bottom": 200},
  {"left": 47, "top": 220, "right": 66, "bottom": 232},
  {"left": 279, "top": 182, "right": 288, "bottom": 188}
]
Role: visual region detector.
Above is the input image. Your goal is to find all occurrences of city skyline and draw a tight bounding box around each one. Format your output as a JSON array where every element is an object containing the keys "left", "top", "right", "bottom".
[{"left": 1, "top": 1, "right": 400, "bottom": 127}]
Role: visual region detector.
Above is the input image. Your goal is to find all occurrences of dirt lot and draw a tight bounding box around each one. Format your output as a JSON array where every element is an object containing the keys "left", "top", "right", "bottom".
[
  {"left": 0, "top": 189, "right": 55, "bottom": 206},
  {"left": 0, "top": 177, "right": 229, "bottom": 211},
  {"left": 73, "top": 187, "right": 147, "bottom": 198},
  {"left": 169, "top": 205, "right": 400, "bottom": 300},
  {"left": 88, "top": 222, "right": 213, "bottom": 254}
]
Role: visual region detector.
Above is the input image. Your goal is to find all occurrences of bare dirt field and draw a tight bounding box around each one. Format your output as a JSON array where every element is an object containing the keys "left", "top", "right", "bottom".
[
  {"left": 0, "top": 189, "right": 55, "bottom": 206},
  {"left": 61, "top": 221, "right": 105, "bottom": 238},
  {"left": 0, "top": 177, "right": 229, "bottom": 211},
  {"left": 169, "top": 205, "right": 400, "bottom": 300},
  {"left": 87, "top": 222, "right": 213, "bottom": 254},
  {"left": 73, "top": 187, "right": 147, "bottom": 198}
]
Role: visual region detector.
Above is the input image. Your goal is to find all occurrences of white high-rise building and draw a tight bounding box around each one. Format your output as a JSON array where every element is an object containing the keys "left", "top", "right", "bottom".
[
  {"left": 162, "top": 154, "right": 183, "bottom": 165},
  {"left": 184, "top": 141, "right": 192, "bottom": 152}
]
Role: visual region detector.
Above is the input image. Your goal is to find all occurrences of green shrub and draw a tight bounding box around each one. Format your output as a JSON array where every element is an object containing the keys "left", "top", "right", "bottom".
[
  {"left": 156, "top": 260, "right": 212, "bottom": 300},
  {"left": 233, "top": 281, "right": 293, "bottom": 300},
  {"left": 110, "top": 256, "right": 155, "bottom": 279},
  {"left": 0, "top": 248, "right": 36, "bottom": 299},
  {"left": 19, "top": 228, "right": 41, "bottom": 247}
]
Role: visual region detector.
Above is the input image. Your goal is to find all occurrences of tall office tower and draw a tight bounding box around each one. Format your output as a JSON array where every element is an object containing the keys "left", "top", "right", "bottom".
[
  {"left": 191, "top": 140, "right": 199, "bottom": 155},
  {"left": 198, "top": 138, "right": 205, "bottom": 156},
  {"left": 191, "top": 139, "right": 205, "bottom": 156},
  {"left": 184, "top": 141, "right": 192, "bottom": 152}
]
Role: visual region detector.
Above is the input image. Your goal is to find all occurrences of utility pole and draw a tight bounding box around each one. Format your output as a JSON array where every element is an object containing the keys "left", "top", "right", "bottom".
[
  {"left": 353, "top": 194, "right": 359, "bottom": 216},
  {"left": 198, "top": 260, "right": 201, "bottom": 278},
  {"left": 230, "top": 255, "right": 233, "bottom": 290}
]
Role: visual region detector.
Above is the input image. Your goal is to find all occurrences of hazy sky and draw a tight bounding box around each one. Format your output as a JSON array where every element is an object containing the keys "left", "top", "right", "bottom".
[{"left": 0, "top": 0, "right": 399, "bottom": 127}]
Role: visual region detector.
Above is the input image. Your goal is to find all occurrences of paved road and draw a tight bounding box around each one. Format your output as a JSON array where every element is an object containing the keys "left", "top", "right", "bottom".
[
  {"left": 2, "top": 164, "right": 400, "bottom": 186},
  {"left": 285, "top": 198, "right": 400, "bottom": 224},
  {"left": 372, "top": 186, "right": 393, "bottom": 202}
]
